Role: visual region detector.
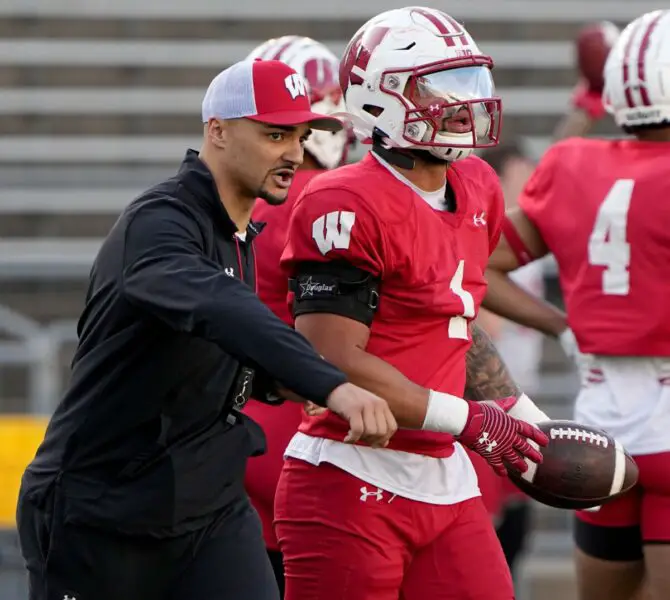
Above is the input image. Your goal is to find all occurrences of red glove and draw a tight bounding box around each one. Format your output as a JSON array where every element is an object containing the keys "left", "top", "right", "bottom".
[
  {"left": 572, "top": 80, "right": 606, "bottom": 120},
  {"left": 457, "top": 397, "right": 549, "bottom": 477}
]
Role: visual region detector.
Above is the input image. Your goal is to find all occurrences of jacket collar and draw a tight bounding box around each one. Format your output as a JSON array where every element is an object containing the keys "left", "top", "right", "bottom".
[{"left": 178, "top": 149, "right": 265, "bottom": 241}]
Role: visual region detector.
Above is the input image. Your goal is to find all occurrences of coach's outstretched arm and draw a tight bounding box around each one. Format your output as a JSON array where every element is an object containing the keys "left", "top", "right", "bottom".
[{"left": 121, "top": 199, "right": 396, "bottom": 446}]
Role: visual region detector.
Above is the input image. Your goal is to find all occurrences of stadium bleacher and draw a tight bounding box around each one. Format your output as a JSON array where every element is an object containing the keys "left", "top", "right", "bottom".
[{"left": 0, "top": 2, "right": 655, "bottom": 598}]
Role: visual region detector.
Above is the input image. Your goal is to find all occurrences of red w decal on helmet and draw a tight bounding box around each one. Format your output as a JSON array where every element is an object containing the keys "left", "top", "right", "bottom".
[
  {"left": 304, "top": 57, "right": 341, "bottom": 103},
  {"left": 339, "top": 26, "right": 390, "bottom": 94}
]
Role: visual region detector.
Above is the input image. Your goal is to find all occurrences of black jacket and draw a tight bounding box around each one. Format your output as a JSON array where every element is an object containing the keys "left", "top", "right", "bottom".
[{"left": 21, "top": 150, "right": 347, "bottom": 537}]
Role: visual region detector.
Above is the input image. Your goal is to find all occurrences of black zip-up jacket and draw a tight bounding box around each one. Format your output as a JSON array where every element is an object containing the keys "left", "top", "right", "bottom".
[{"left": 20, "top": 150, "right": 347, "bottom": 537}]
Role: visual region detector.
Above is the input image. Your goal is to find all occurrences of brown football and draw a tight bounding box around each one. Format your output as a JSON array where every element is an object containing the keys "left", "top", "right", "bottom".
[
  {"left": 576, "top": 21, "right": 620, "bottom": 92},
  {"left": 508, "top": 420, "right": 638, "bottom": 510}
]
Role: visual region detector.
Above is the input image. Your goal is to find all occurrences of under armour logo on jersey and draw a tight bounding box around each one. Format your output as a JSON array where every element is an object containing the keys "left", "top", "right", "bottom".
[
  {"left": 312, "top": 211, "right": 356, "bottom": 255},
  {"left": 360, "top": 486, "right": 384, "bottom": 502},
  {"left": 224, "top": 267, "right": 235, "bottom": 277},
  {"left": 479, "top": 432, "right": 498, "bottom": 453},
  {"left": 284, "top": 73, "right": 307, "bottom": 100},
  {"left": 472, "top": 211, "right": 487, "bottom": 227}
]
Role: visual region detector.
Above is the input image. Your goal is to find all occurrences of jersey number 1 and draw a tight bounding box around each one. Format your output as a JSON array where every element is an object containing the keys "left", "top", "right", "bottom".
[
  {"left": 587, "top": 179, "right": 634, "bottom": 296},
  {"left": 448, "top": 259, "right": 475, "bottom": 340}
]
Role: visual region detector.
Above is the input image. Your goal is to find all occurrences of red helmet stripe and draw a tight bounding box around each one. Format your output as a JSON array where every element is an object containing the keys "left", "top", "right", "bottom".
[
  {"left": 637, "top": 11, "right": 665, "bottom": 106},
  {"left": 442, "top": 13, "right": 468, "bottom": 43},
  {"left": 411, "top": 8, "right": 467, "bottom": 47},
  {"left": 270, "top": 37, "right": 299, "bottom": 61},
  {"left": 622, "top": 18, "right": 646, "bottom": 108}
]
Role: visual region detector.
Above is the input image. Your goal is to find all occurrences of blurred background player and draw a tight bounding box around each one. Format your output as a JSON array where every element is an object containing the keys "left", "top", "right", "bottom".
[
  {"left": 275, "top": 8, "right": 548, "bottom": 600},
  {"left": 478, "top": 141, "right": 545, "bottom": 399},
  {"left": 471, "top": 22, "right": 620, "bottom": 579},
  {"left": 483, "top": 10, "right": 670, "bottom": 600},
  {"left": 241, "top": 35, "right": 352, "bottom": 597},
  {"left": 554, "top": 21, "right": 621, "bottom": 140},
  {"left": 476, "top": 139, "right": 545, "bottom": 579}
]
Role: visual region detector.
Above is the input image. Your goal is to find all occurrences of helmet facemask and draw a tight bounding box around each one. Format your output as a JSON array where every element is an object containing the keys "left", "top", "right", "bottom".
[{"left": 376, "top": 58, "right": 502, "bottom": 161}]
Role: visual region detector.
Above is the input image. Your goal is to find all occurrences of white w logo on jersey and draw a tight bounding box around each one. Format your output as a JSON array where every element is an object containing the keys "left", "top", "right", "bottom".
[
  {"left": 284, "top": 73, "right": 307, "bottom": 100},
  {"left": 312, "top": 211, "right": 356, "bottom": 255}
]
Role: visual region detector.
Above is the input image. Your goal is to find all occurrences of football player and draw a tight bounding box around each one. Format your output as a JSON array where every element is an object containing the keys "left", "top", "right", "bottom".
[
  {"left": 484, "top": 10, "right": 670, "bottom": 600},
  {"left": 473, "top": 23, "right": 620, "bottom": 576},
  {"left": 274, "top": 8, "right": 549, "bottom": 600},
  {"left": 241, "top": 35, "right": 352, "bottom": 598},
  {"left": 475, "top": 139, "right": 545, "bottom": 578}
]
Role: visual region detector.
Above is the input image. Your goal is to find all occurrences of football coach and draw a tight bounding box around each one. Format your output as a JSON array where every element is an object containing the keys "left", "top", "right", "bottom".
[{"left": 16, "top": 59, "right": 397, "bottom": 600}]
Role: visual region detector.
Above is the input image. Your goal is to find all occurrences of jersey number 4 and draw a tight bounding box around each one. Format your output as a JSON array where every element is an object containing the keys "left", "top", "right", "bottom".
[{"left": 587, "top": 179, "right": 634, "bottom": 296}]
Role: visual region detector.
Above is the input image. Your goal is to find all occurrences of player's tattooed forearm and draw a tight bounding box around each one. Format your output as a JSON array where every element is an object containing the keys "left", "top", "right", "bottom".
[{"left": 463, "top": 323, "right": 521, "bottom": 401}]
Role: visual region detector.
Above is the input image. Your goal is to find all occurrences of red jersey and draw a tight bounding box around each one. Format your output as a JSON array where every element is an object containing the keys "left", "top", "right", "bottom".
[
  {"left": 252, "top": 170, "right": 322, "bottom": 324},
  {"left": 281, "top": 152, "right": 505, "bottom": 457},
  {"left": 518, "top": 138, "right": 670, "bottom": 356},
  {"left": 245, "top": 169, "right": 323, "bottom": 550}
]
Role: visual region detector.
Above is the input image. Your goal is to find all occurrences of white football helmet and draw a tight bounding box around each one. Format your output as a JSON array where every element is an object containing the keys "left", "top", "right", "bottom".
[
  {"left": 247, "top": 35, "right": 350, "bottom": 169},
  {"left": 339, "top": 7, "right": 501, "bottom": 161},
  {"left": 604, "top": 10, "right": 670, "bottom": 128}
]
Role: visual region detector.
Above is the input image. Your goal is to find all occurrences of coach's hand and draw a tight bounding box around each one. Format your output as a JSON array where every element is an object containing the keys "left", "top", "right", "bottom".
[{"left": 326, "top": 383, "right": 397, "bottom": 448}]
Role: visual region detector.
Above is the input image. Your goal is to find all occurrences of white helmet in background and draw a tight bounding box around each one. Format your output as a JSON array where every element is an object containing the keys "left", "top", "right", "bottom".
[
  {"left": 604, "top": 10, "right": 670, "bottom": 129},
  {"left": 339, "top": 6, "right": 501, "bottom": 162},
  {"left": 247, "top": 35, "right": 350, "bottom": 169}
]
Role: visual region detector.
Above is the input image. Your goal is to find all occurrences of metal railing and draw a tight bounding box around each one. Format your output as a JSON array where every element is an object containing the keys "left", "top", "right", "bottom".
[{"left": 0, "top": 305, "right": 77, "bottom": 415}]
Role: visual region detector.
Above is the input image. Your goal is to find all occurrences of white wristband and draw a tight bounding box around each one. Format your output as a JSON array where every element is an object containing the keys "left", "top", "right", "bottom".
[
  {"left": 422, "top": 390, "right": 470, "bottom": 435},
  {"left": 507, "top": 393, "right": 550, "bottom": 425},
  {"left": 558, "top": 328, "right": 578, "bottom": 359}
]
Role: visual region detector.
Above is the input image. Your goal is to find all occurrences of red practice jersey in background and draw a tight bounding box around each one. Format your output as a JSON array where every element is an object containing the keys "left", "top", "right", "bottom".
[
  {"left": 518, "top": 138, "right": 670, "bottom": 356},
  {"left": 244, "top": 169, "right": 323, "bottom": 551},
  {"left": 281, "top": 152, "right": 505, "bottom": 457},
  {"left": 252, "top": 170, "right": 322, "bottom": 324}
]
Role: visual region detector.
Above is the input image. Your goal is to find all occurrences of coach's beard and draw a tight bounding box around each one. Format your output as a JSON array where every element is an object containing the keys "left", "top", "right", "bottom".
[
  {"left": 257, "top": 167, "right": 293, "bottom": 206},
  {"left": 257, "top": 186, "right": 287, "bottom": 206}
]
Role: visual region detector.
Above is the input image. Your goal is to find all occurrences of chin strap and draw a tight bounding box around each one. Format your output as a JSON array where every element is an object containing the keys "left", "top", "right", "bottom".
[{"left": 371, "top": 128, "right": 415, "bottom": 170}]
